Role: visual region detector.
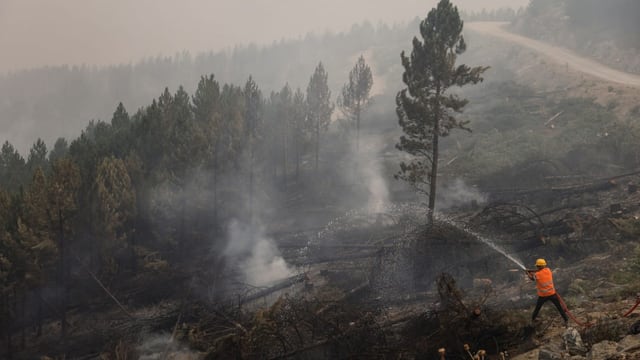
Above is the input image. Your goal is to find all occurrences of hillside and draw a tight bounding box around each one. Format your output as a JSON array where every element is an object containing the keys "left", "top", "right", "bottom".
[
  {"left": 510, "top": 0, "right": 640, "bottom": 75},
  {"left": 3, "top": 2, "right": 640, "bottom": 359}
]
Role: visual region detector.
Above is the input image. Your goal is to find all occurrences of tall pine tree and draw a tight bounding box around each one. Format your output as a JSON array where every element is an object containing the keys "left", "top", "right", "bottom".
[
  {"left": 396, "top": 0, "right": 488, "bottom": 224},
  {"left": 337, "top": 55, "right": 373, "bottom": 151},
  {"left": 306, "top": 63, "right": 334, "bottom": 172}
]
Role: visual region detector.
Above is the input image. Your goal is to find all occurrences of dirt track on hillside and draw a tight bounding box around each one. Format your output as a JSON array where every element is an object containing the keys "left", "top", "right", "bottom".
[{"left": 467, "top": 22, "right": 640, "bottom": 88}]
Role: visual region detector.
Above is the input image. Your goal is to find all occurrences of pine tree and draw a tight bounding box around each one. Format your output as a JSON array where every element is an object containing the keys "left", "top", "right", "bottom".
[
  {"left": 48, "top": 158, "right": 80, "bottom": 339},
  {"left": 192, "top": 74, "right": 221, "bottom": 161},
  {"left": 244, "top": 77, "right": 262, "bottom": 223},
  {"left": 27, "top": 139, "right": 49, "bottom": 177},
  {"left": 49, "top": 138, "right": 69, "bottom": 163},
  {"left": 291, "top": 88, "right": 306, "bottom": 179},
  {"left": 0, "top": 141, "right": 26, "bottom": 193},
  {"left": 19, "top": 168, "right": 57, "bottom": 336},
  {"left": 110, "top": 103, "right": 132, "bottom": 158},
  {"left": 166, "top": 86, "right": 197, "bottom": 184},
  {"left": 111, "top": 102, "right": 130, "bottom": 130},
  {"left": 306, "top": 62, "right": 334, "bottom": 172},
  {"left": 337, "top": 55, "right": 373, "bottom": 151},
  {"left": 192, "top": 75, "right": 223, "bottom": 233},
  {"left": 94, "top": 156, "right": 136, "bottom": 273},
  {"left": 267, "top": 84, "right": 293, "bottom": 187},
  {"left": 396, "top": 0, "right": 488, "bottom": 224}
]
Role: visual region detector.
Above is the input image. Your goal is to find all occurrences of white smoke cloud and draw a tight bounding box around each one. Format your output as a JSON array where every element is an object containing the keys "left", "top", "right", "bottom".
[
  {"left": 137, "top": 333, "right": 200, "bottom": 360},
  {"left": 224, "top": 220, "right": 292, "bottom": 287},
  {"left": 437, "top": 178, "right": 487, "bottom": 210},
  {"left": 354, "top": 134, "right": 390, "bottom": 214}
]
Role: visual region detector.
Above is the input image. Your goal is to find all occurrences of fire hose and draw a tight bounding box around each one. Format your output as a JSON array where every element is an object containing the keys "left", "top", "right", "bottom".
[
  {"left": 556, "top": 292, "right": 640, "bottom": 328},
  {"left": 556, "top": 293, "right": 593, "bottom": 328}
]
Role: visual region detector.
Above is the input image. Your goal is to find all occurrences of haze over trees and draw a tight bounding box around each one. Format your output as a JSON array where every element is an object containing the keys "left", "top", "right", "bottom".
[
  {"left": 0, "top": 56, "right": 362, "bottom": 354},
  {"left": 337, "top": 55, "right": 373, "bottom": 152},
  {"left": 306, "top": 62, "right": 334, "bottom": 172},
  {"left": 3, "top": 0, "right": 640, "bottom": 357},
  {"left": 0, "top": 22, "right": 414, "bottom": 156},
  {"left": 395, "top": 0, "right": 487, "bottom": 223}
]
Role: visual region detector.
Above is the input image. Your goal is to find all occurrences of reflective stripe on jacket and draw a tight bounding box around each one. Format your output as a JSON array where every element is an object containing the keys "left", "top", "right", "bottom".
[{"left": 535, "top": 267, "right": 556, "bottom": 297}]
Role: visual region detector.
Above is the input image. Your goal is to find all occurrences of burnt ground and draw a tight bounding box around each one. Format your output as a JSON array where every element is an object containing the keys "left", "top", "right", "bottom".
[{"left": 7, "top": 170, "right": 640, "bottom": 359}]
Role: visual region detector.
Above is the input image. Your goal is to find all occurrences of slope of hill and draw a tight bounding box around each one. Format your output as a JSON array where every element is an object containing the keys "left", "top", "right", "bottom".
[
  {"left": 510, "top": 0, "right": 640, "bottom": 75},
  {"left": 4, "top": 5, "right": 640, "bottom": 358}
]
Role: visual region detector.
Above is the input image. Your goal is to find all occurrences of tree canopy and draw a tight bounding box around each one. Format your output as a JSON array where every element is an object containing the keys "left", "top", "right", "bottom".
[{"left": 395, "top": 0, "right": 488, "bottom": 223}]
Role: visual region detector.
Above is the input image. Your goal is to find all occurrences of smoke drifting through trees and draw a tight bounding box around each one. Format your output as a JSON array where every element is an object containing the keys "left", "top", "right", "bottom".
[
  {"left": 4, "top": 0, "right": 640, "bottom": 357},
  {"left": 224, "top": 221, "right": 292, "bottom": 287},
  {"left": 437, "top": 178, "right": 486, "bottom": 210}
]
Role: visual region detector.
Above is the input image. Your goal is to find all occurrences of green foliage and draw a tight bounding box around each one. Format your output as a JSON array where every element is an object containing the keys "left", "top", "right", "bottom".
[
  {"left": 192, "top": 75, "right": 221, "bottom": 126},
  {"left": 0, "top": 230, "right": 24, "bottom": 292},
  {"left": 164, "top": 86, "right": 201, "bottom": 184},
  {"left": 219, "top": 84, "right": 247, "bottom": 163},
  {"left": 291, "top": 88, "right": 307, "bottom": 178},
  {"left": 49, "top": 137, "right": 69, "bottom": 163},
  {"left": 264, "top": 84, "right": 293, "bottom": 185},
  {"left": 306, "top": 62, "right": 334, "bottom": 171},
  {"left": 244, "top": 76, "right": 263, "bottom": 144},
  {"left": 0, "top": 187, "right": 10, "bottom": 231},
  {"left": 48, "top": 157, "right": 81, "bottom": 238},
  {"left": 0, "top": 141, "right": 27, "bottom": 193},
  {"left": 27, "top": 138, "right": 48, "bottom": 176},
  {"left": 20, "top": 168, "right": 59, "bottom": 287},
  {"left": 337, "top": 55, "right": 373, "bottom": 150},
  {"left": 110, "top": 103, "right": 133, "bottom": 158},
  {"left": 192, "top": 74, "right": 222, "bottom": 163},
  {"left": 94, "top": 157, "right": 136, "bottom": 247},
  {"left": 446, "top": 85, "right": 632, "bottom": 184},
  {"left": 395, "top": 0, "right": 487, "bottom": 220}
]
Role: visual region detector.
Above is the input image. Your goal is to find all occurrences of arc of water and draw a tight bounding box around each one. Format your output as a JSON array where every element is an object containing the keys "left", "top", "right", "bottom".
[{"left": 440, "top": 217, "right": 526, "bottom": 270}]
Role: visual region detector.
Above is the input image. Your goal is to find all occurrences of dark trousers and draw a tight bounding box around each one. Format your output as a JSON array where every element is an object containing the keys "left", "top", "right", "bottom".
[{"left": 532, "top": 293, "right": 568, "bottom": 322}]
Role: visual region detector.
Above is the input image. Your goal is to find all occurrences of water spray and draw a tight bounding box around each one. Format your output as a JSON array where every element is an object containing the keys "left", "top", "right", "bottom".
[{"left": 439, "top": 216, "right": 526, "bottom": 271}]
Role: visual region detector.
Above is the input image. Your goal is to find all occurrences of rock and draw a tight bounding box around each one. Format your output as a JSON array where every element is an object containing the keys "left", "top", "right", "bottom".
[
  {"left": 585, "top": 311, "right": 609, "bottom": 321},
  {"left": 539, "top": 340, "right": 565, "bottom": 360},
  {"left": 587, "top": 340, "right": 622, "bottom": 360},
  {"left": 510, "top": 348, "right": 538, "bottom": 360},
  {"left": 617, "top": 333, "right": 640, "bottom": 353},
  {"left": 563, "top": 327, "right": 587, "bottom": 356},
  {"left": 538, "top": 347, "right": 562, "bottom": 360}
]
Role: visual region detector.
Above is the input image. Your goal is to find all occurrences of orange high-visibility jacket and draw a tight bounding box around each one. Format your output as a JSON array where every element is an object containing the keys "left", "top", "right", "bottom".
[{"left": 534, "top": 267, "right": 556, "bottom": 297}]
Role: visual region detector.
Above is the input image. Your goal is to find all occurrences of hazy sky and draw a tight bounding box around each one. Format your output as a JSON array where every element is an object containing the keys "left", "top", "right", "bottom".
[{"left": 0, "top": 0, "right": 528, "bottom": 74}]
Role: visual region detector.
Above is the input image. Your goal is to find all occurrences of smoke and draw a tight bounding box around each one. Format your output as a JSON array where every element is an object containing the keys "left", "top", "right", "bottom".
[
  {"left": 137, "top": 333, "right": 200, "bottom": 360},
  {"left": 224, "top": 220, "right": 292, "bottom": 287},
  {"left": 437, "top": 178, "right": 486, "bottom": 210},
  {"left": 351, "top": 134, "right": 390, "bottom": 214}
]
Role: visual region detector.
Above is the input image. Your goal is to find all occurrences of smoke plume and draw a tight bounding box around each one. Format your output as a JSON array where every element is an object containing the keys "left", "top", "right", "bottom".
[
  {"left": 224, "top": 220, "right": 292, "bottom": 287},
  {"left": 353, "top": 134, "right": 390, "bottom": 214},
  {"left": 437, "top": 178, "right": 486, "bottom": 210}
]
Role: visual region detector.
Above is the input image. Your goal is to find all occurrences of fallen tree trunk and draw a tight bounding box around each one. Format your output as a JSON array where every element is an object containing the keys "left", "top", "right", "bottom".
[{"left": 241, "top": 274, "right": 307, "bottom": 304}]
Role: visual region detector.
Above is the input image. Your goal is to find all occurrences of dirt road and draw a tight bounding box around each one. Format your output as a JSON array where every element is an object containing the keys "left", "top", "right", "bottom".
[{"left": 466, "top": 22, "right": 640, "bottom": 88}]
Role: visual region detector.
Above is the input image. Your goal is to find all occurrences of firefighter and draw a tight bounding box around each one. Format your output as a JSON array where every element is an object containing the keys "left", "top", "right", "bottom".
[{"left": 526, "top": 258, "right": 569, "bottom": 327}]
